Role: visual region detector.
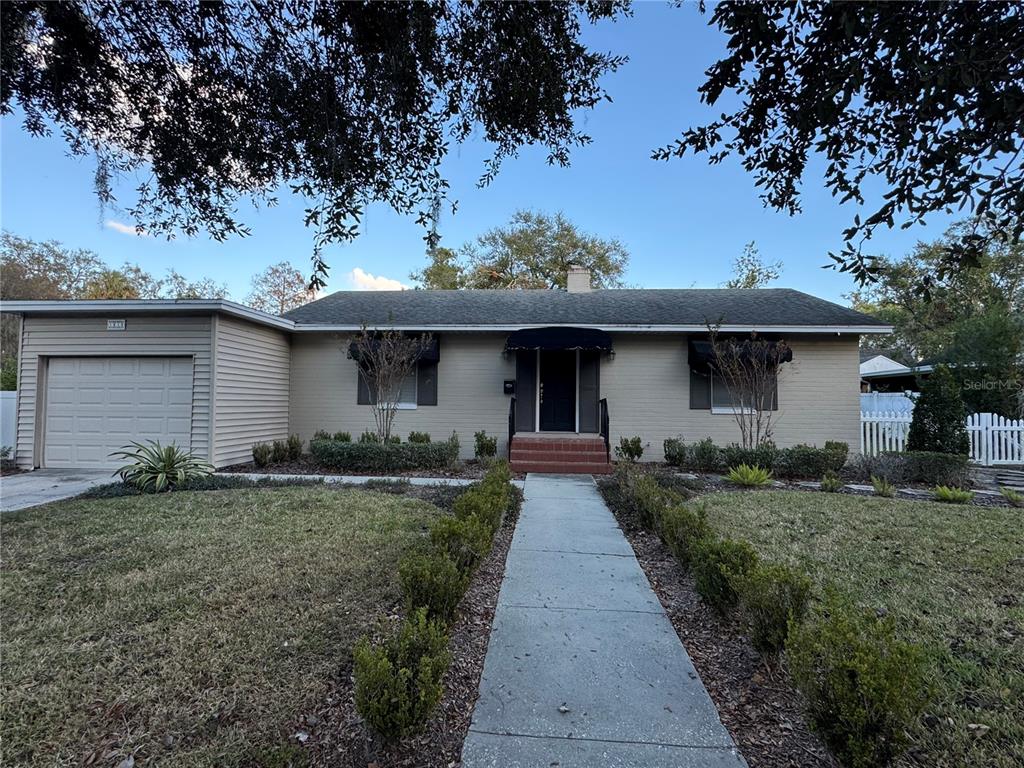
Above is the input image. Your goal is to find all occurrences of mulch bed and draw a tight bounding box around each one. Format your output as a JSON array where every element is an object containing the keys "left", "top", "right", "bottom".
[
  {"left": 627, "top": 462, "right": 1019, "bottom": 508},
  {"left": 302, "top": 490, "right": 522, "bottom": 768},
  {"left": 599, "top": 480, "right": 837, "bottom": 768},
  {"left": 221, "top": 456, "right": 525, "bottom": 481}
]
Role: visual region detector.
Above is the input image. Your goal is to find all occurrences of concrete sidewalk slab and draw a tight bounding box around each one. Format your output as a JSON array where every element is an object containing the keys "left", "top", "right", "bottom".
[
  {"left": 462, "top": 733, "right": 745, "bottom": 768},
  {"left": 511, "top": 513, "right": 634, "bottom": 556},
  {"left": 500, "top": 548, "right": 662, "bottom": 612},
  {"left": 462, "top": 473, "right": 745, "bottom": 767},
  {"left": 1, "top": 469, "right": 113, "bottom": 512},
  {"left": 469, "top": 605, "right": 734, "bottom": 746}
]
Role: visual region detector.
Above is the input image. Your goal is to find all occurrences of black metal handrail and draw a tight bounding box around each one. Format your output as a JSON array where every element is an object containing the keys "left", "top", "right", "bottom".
[
  {"left": 508, "top": 396, "right": 517, "bottom": 459},
  {"left": 599, "top": 397, "right": 610, "bottom": 463}
]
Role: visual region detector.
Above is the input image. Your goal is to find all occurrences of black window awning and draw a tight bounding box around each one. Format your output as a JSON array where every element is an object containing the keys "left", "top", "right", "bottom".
[
  {"left": 688, "top": 338, "right": 793, "bottom": 369},
  {"left": 348, "top": 336, "right": 440, "bottom": 363},
  {"left": 504, "top": 326, "right": 613, "bottom": 352}
]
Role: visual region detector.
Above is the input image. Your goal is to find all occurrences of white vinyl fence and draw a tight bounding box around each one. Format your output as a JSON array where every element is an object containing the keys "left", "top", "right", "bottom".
[
  {"left": 1, "top": 391, "right": 16, "bottom": 453},
  {"left": 860, "top": 391, "right": 917, "bottom": 415},
  {"left": 861, "top": 410, "right": 1024, "bottom": 466}
]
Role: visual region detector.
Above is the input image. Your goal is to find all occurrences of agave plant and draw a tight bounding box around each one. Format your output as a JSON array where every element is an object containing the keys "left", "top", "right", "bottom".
[
  {"left": 111, "top": 441, "right": 213, "bottom": 492},
  {"left": 726, "top": 463, "right": 772, "bottom": 487}
]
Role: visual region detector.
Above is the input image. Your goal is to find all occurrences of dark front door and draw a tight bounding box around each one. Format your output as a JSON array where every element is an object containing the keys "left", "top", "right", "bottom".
[{"left": 539, "top": 350, "right": 576, "bottom": 431}]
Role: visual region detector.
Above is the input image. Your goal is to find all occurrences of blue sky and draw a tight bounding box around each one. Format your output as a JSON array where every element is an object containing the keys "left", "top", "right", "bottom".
[{"left": 0, "top": 3, "right": 952, "bottom": 304}]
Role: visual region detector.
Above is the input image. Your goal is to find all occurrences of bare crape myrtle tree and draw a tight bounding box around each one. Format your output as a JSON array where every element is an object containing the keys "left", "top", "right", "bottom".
[
  {"left": 347, "top": 327, "right": 433, "bottom": 442},
  {"left": 708, "top": 328, "right": 792, "bottom": 450}
]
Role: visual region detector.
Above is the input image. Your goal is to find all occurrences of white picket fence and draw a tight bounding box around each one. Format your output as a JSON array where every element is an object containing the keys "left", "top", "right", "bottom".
[
  {"left": 860, "top": 391, "right": 916, "bottom": 415},
  {"left": 861, "top": 410, "right": 1024, "bottom": 466}
]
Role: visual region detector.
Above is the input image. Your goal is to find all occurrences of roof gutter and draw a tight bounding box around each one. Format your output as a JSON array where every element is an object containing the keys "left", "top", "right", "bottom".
[
  {"left": 0, "top": 301, "right": 893, "bottom": 335},
  {"left": 0, "top": 299, "right": 296, "bottom": 331}
]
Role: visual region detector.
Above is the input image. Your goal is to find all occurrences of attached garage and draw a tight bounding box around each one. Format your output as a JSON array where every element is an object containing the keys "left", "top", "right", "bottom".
[
  {"left": 7, "top": 302, "right": 293, "bottom": 471},
  {"left": 43, "top": 357, "right": 194, "bottom": 469}
]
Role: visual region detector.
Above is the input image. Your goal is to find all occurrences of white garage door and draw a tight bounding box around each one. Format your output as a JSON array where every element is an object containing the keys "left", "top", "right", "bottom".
[{"left": 44, "top": 357, "right": 194, "bottom": 469}]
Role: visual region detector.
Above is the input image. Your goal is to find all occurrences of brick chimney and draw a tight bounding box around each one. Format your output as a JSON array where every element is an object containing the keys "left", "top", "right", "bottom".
[{"left": 566, "top": 265, "right": 591, "bottom": 293}]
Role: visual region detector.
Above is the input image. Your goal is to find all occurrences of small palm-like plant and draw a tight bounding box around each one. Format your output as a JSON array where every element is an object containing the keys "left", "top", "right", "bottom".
[
  {"left": 820, "top": 470, "right": 844, "bottom": 493},
  {"left": 727, "top": 463, "right": 772, "bottom": 487},
  {"left": 112, "top": 441, "right": 213, "bottom": 492},
  {"left": 1000, "top": 487, "right": 1023, "bottom": 507},
  {"left": 870, "top": 475, "right": 895, "bottom": 498},
  {"left": 933, "top": 485, "right": 974, "bottom": 504}
]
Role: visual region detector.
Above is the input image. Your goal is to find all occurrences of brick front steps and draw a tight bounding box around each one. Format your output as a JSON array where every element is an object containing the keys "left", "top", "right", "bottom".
[{"left": 510, "top": 434, "right": 612, "bottom": 475}]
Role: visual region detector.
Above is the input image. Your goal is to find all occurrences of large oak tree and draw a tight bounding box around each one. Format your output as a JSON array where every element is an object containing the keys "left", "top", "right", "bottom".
[{"left": 2, "top": 1, "right": 627, "bottom": 287}]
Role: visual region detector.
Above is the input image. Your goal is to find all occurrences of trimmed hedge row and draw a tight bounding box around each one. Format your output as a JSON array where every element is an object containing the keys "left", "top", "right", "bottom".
[
  {"left": 849, "top": 450, "right": 970, "bottom": 487},
  {"left": 310, "top": 432, "right": 460, "bottom": 472},
  {"left": 610, "top": 468, "right": 929, "bottom": 768},
  {"left": 663, "top": 438, "right": 848, "bottom": 478},
  {"left": 353, "top": 462, "right": 516, "bottom": 741}
]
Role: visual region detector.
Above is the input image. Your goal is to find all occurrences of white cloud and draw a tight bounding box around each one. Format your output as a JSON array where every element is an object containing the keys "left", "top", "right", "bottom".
[
  {"left": 104, "top": 219, "right": 149, "bottom": 237},
  {"left": 346, "top": 267, "right": 409, "bottom": 291}
]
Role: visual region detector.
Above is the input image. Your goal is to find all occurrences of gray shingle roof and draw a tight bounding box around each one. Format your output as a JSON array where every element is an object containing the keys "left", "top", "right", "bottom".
[{"left": 283, "top": 288, "right": 888, "bottom": 329}]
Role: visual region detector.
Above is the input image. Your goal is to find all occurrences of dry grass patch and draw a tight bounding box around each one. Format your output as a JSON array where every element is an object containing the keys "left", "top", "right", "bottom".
[
  {"left": 1, "top": 486, "right": 442, "bottom": 767},
  {"left": 700, "top": 490, "right": 1024, "bottom": 768}
]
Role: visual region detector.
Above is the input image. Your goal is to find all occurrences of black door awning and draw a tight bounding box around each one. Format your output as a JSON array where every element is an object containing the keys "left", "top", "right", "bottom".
[
  {"left": 348, "top": 336, "right": 440, "bottom": 362},
  {"left": 505, "top": 327, "right": 613, "bottom": 352},
  {"left": 688, "top": 338, "right": 793, "bottom": 369}
]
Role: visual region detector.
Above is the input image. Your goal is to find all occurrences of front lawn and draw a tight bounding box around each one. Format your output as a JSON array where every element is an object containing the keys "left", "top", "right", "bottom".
[
  {"left": 700, "top": 490, "right": 1024, "bottom": 768},
  {"left": 1, "top": 486, "right": 442, "bottom": 767}
]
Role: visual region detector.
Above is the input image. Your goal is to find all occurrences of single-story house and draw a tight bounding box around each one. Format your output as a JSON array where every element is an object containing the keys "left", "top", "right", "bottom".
[{"left": 2, "top": 268, "right": 891, "bottom": 473}]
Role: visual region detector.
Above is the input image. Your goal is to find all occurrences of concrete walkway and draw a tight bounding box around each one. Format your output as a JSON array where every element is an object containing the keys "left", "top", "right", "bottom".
[
  {"left": 1, "top": 469, "right": 113, "bottom": 512},
  {"left": 461, "top": 474, "right": 745, "bottom": 767}
]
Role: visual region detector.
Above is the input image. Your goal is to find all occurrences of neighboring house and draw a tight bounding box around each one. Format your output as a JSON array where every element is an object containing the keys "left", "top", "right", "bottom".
[
  {"left": 860, "top": 351, "right": 934, "bottom": 393},
  {"left": 1, "top": 269, "right": 890, "bottom": 472}
]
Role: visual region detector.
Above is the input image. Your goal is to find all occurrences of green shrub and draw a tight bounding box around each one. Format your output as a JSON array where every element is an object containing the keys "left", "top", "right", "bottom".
[
  {"left": 726, "top": 463, "right": 772, "bottom": 487},
  {"left": 619, "top": 472, "right": 679, "bottom": 531},
  {"left": 721, "top": 442, "right": 777, "bottom": 471},
  {"left": 824, "top": 441, "right": 850, "bottom": 471},
  {"left": 312, "top": 429, "right": 331, "bottom": 441},
  {"left": 309, "top": 434, "right": 459, "bottom": 472},
  {"left": 786, "top": 592, "right": 929, "bottom": 768},
  {"left": 691, "top": 537, "right": 759, "bottom": 613},
  {"left": 692, "top": 437, "right": 721, "bottom": 472},
  {"left": 849, "top": 453, "right": 907, "bottom": 484},
  {"left": 906, "top": 365, "right": 970, "bottom": 455},
  {"left": 902, "top": 451, "right": 971, "bottom": 487},
  {"left": 660, "top": 503, "right": 710, "bottom": 566},
  {"left": 663, "top": 437, "right": 688, "bottom": 467},
  {"left": 453, "top": 482, "right": 507, "bottom": 533},
  {"left": 271, "top": 439, "right": 288, "bottom": 463},
  {"left": 430, "top": 515, "right": 493, "bottom": 572},
  {"left": 933, "top": 485, "right": 973, "bottom": 504},
  {"left": 1000, "top": 486, "right": 1024, "bottom": 507},
  {"left": 473, "top": 430, "right": 497, "bottom": 459},
  {"left": 111, "top": 441, "right": 214, "bottom": 492},
  {"left": 359, "top": 430, "right": 381, "bottom": 444},
  {"left": 334, "top": 431, "right": 352, "bottom": 442},
  {"left": 778, "top": 443, "right": 847, "bottom": 478},
  {"left": 731, "top": 562, "right": 812, "bottom": 652},
  {"left": 408, "top": 431, "right": 431, "bottom": 444},
  {"left": 252, "top": 442, "right": 272, "bottom": 467},
  {"left": 353, "top": 608, "right": 450, "bottom": 741},
  {"left": 615, "top": 435, "right": 644, "bottom": 462},
  {"left": 399, "top": 551, "right": 470, "bottom": 622},
  {"left": 871, "top": 475, "right": 895, "bottom": 498},
  {"left": 820, "top": 470, "right": 844, "bottom": 493},
  {"left": 286, "top": 434, "right": 303, "bottom": 460}
]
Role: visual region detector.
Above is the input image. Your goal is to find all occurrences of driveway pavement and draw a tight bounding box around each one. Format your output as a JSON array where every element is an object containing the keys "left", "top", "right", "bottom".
[
  {"left": 461, "top": 474, "right": 745, "bottom": 767},
  {"left": 1, "top": 469, "right": 113, "bottom": 512}
]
